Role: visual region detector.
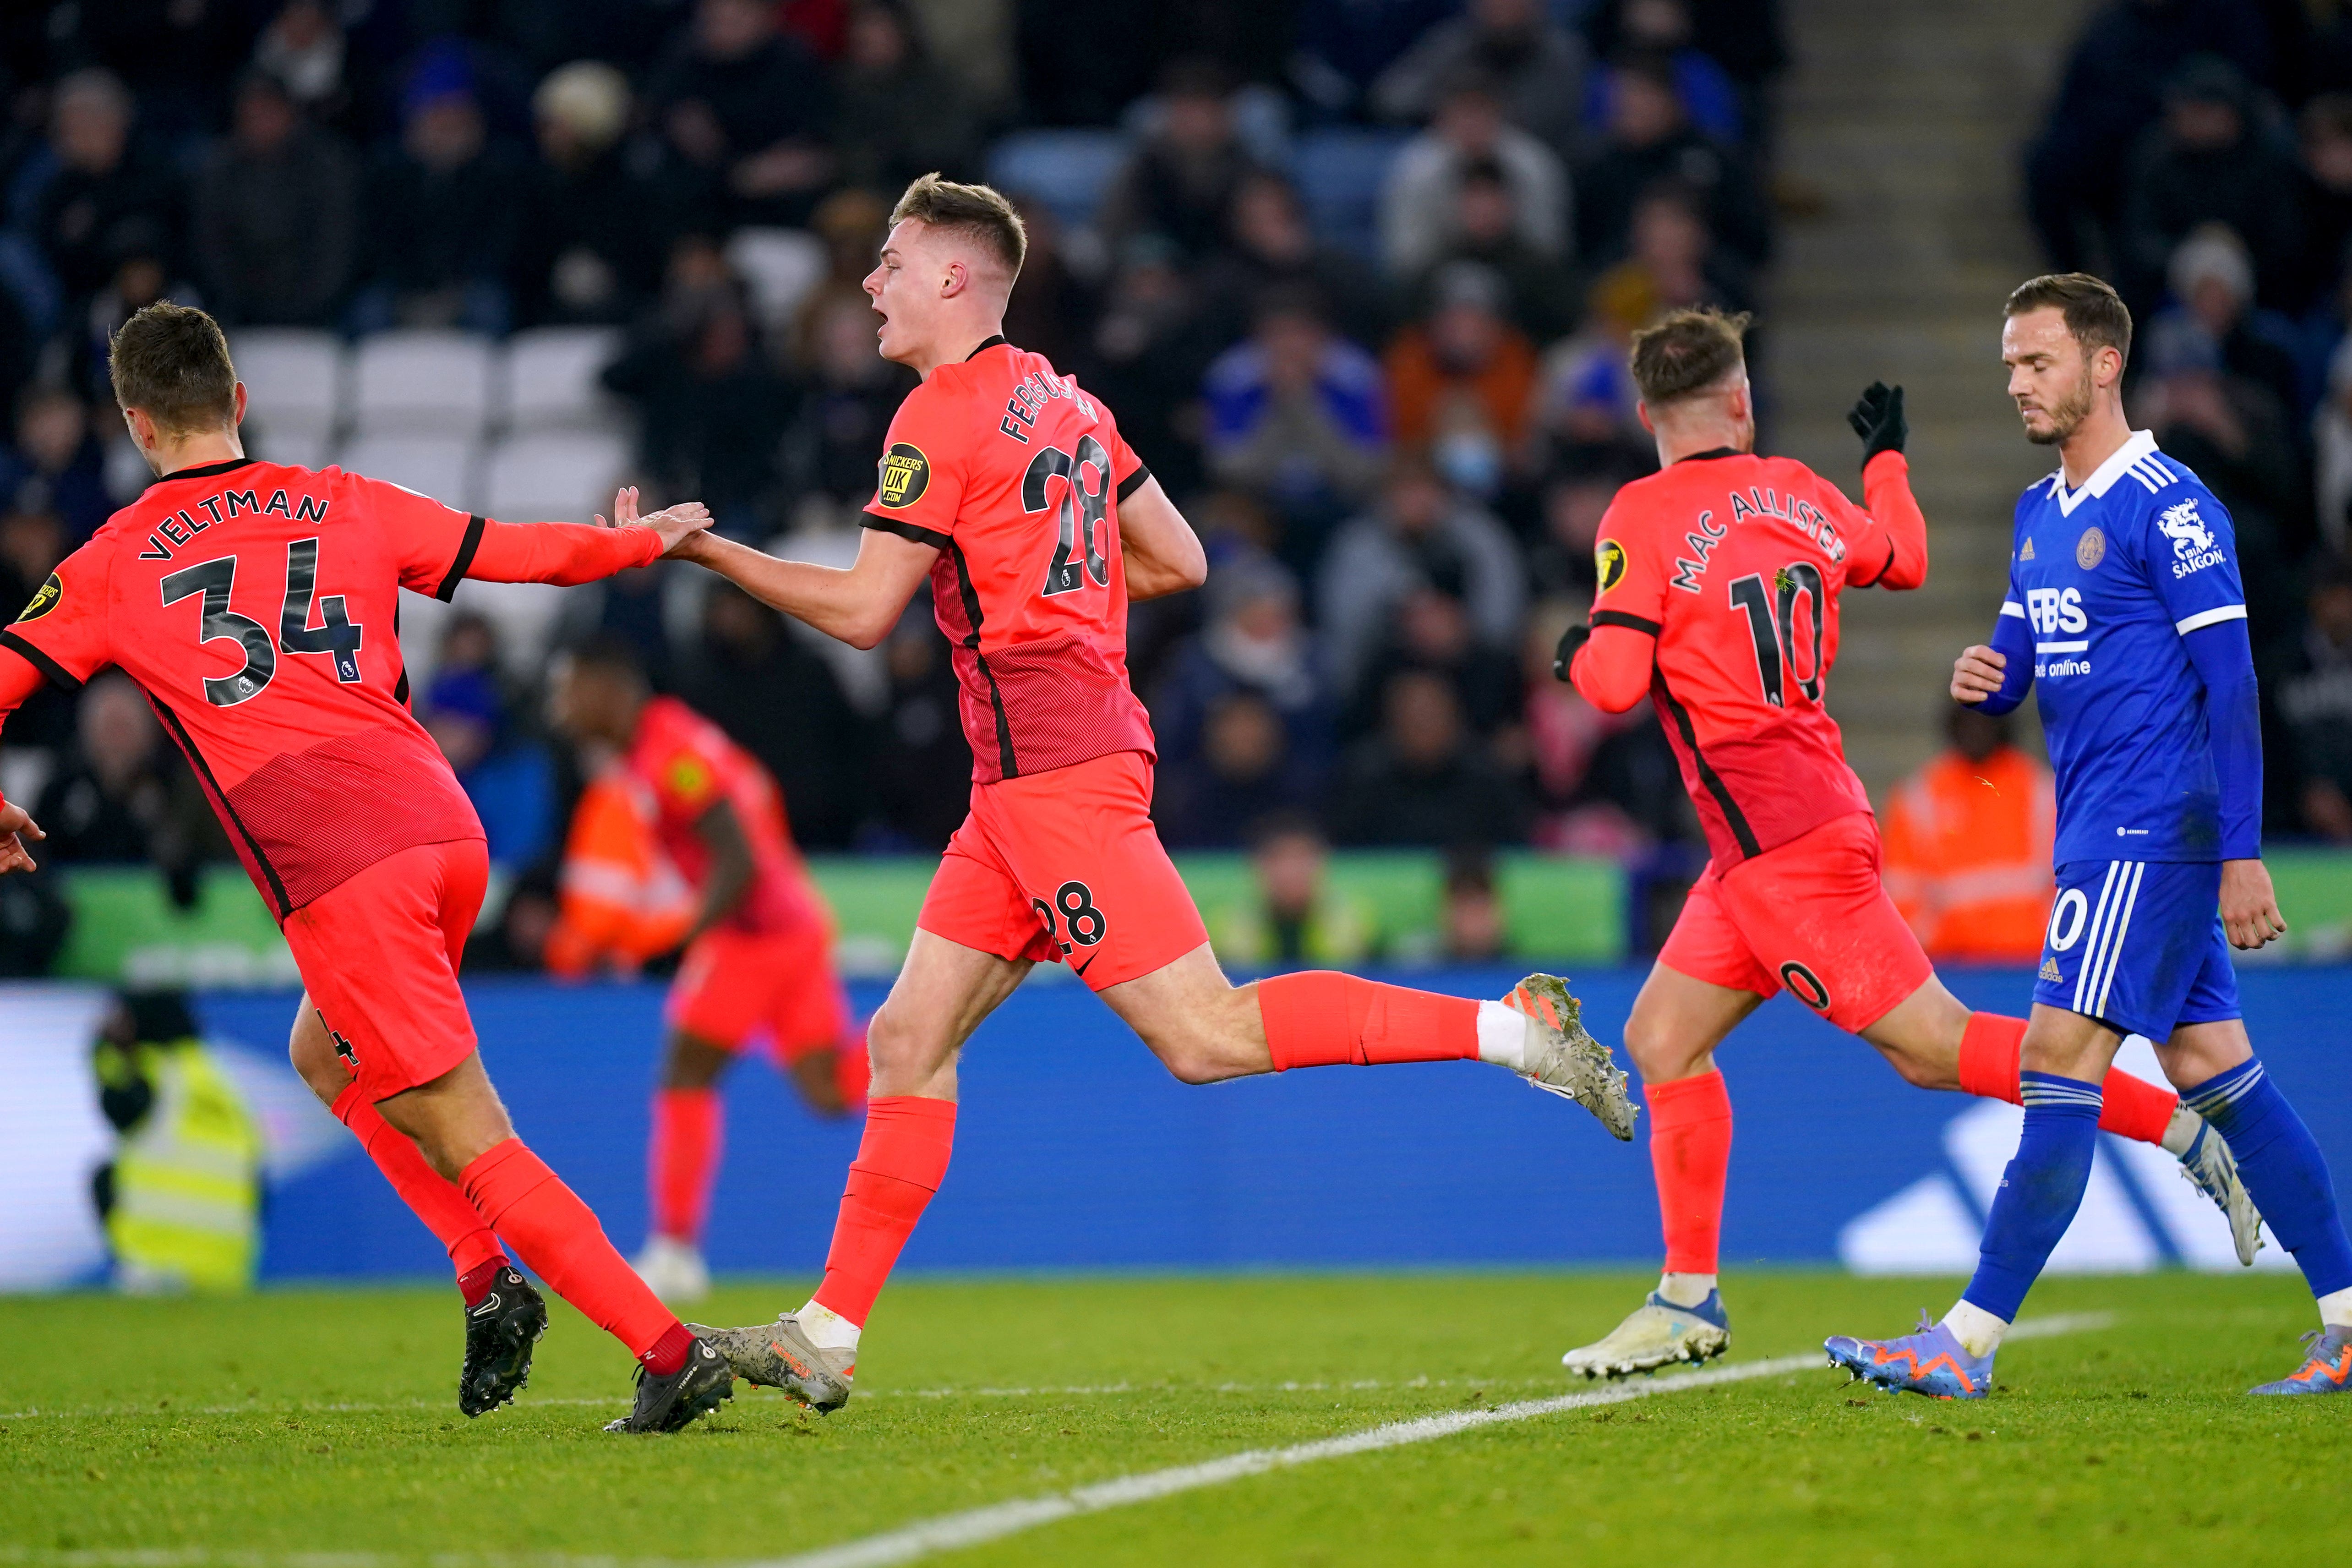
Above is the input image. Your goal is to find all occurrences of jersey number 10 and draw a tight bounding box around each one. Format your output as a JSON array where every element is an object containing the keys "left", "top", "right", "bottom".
[
  {"left": 1728, "top": 563, "right": 1827, "bottom": 709},
  {"left": 160, "top": 538, "right": 365, "bottom": 707}
]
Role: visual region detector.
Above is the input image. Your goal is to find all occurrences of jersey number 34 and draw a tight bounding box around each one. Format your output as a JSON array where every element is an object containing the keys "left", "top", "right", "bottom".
[{"left": 160, "top": 538, "right": 365, "bottom": 707}]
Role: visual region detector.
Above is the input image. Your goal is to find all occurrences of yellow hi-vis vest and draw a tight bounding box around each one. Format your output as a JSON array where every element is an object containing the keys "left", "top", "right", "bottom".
[{"left": 108, "top": 1042, "right": 263, "bottom": 1293}]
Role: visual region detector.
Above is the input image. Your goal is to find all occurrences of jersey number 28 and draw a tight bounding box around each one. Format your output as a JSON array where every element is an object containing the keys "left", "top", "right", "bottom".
[
  {"left": 1026, "top": 436, "right": 1113, "bottom": 597},
  {"left": 160, "top": 538, "right": 364, "bottom": 707}
]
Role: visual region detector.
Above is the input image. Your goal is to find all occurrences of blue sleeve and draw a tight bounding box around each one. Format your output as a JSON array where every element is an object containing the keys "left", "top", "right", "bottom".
[
  {"left": 1975, "top": 561, "right": 2035, "bottom": 716},
  {"left": 2140, "top": 483, "right": 2247, "bottom": 634},
  {"left": 2183, "top": 619, "right": 2264, "bottom": 860}
]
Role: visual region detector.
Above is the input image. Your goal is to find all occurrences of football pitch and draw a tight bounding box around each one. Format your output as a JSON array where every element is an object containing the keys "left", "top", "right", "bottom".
[{"left": 2, "top": 1271, "right": 2342, "bottom": 1568}]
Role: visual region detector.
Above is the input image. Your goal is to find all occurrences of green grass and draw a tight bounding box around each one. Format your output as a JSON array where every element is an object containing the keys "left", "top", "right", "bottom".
[{"left": 0, "top": 1271, "right": 2343, "bottom": 1567}]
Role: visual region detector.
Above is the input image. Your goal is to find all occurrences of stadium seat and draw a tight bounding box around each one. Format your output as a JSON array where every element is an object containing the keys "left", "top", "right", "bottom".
[
  {"left": 350, "top": 329, "right": 496, "bottom": 437},
  {"left": 336, "top": 432, "right": 481, "bottom": 511},
  {"left": 479, "top": 429, "right": 633, "bottom": 524},
  {"left": 986, "top": 130, "right": 1130, "bottom": 231},
  {"left": 243, "top": 416, "right": 335, "bottom": 471},
  {"left": 726, "top": 228, "right": 827, "bottom": 335},
  {"left": 502, "top": 326, "right": 626, "bottom": 432},
  {"left": 229, "top": 328, "right": 345, "bottom": 432},
  {"left": 1289, "top": 129, "right": 1410, "bottom": 263}
]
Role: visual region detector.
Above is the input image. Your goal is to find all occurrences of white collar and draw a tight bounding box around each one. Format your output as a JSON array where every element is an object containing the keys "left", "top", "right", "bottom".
[{"left": 2051, "top": 429, "right": 2158, "bottom": 517}]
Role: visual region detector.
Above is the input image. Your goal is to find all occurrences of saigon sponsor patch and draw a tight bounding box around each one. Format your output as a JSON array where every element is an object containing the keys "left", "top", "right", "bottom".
[
  {"left": 1595, "top": 538, "right": 1627, "bottom": 593},
  {"left": 14, "top": 572, "right": 61, "bottom": 622},
  {"left": 876, "top": 443, "right": 930, "bottom": 508}
]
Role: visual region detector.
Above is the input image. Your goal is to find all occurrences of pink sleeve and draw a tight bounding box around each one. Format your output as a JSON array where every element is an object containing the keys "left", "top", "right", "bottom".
[
  {"left": 1, "top": 537, "right": 113, "bottom": 691},
  {"left": 352, "top": 474, "right": 488, "bottom": 599},
  {"left": 461, "top": 519, "right": 663, "bottom": 585}
]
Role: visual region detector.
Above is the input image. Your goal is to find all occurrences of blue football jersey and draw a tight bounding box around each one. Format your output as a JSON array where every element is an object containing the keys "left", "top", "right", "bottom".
[{"left": 2001, "top": 430, "right": 2247, "bottom": 865}]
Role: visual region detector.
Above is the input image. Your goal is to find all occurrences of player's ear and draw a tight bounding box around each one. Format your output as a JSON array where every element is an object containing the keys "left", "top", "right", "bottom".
[
  {"left": 939, "top": 257, "right": 966, "bottom": 299},
  {"left": 231, "top": 381, "right": 249, "bottom": 428},
  {"left": 1635, "top": 401, "right": 1654, "bottom": 435}
]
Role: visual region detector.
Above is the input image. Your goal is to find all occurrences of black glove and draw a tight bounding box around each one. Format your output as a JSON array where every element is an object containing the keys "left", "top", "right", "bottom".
[
  {"left": 1847, "top": 381, "right": 1906, "bottom": 464},
  {"left": 1553, "top": 622, "right": 1591, "bottom": 683}
]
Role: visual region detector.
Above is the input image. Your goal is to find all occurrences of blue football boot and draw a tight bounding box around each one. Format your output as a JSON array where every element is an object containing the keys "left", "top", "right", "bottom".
[
  {"left": 2249, "top": 1326, "right": 2352, "bottom": 1396},
  {"left": 1824, "top": 1311, "right": 1994, "bottom": 1400}
]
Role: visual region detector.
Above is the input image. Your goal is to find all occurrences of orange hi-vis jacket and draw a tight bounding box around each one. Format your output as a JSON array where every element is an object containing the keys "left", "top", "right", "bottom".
[
  {"left": 1879, "top": 744, "right": 2056, "bottom": 963},
  {"left": 544, "top": 772, "right": 695, "bottom": 977}
]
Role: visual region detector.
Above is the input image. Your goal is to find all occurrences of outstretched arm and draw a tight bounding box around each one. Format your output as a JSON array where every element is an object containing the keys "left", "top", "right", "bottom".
[
  {"left": 670, "top": 524, "right": 938, "bottom": 650},
  {"left": 458, "top": 488, "right": 712, "bottom": 589},
  {"left": 1844, "top": 384, "right": 1928, "bottom": 590},
  {"left": 1117, "top": 476, "right": 1209, "bottom": 601},
  {"left": 0, "top": 652, "right": 49, "bottom": 873}
]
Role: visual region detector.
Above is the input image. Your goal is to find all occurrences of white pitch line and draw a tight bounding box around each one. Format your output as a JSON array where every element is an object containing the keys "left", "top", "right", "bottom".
[{"left": 749, "top": 1312, "right": 2116, "bottom": 1568}]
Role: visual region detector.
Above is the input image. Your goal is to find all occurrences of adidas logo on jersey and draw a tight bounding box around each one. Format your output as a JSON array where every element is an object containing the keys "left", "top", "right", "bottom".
[
  {"left": 2019, "top": 537, "right": 2035, "bottom": 561},
  {"left": 2040, "top": 957, "right": 2063, "bottom": 982}
]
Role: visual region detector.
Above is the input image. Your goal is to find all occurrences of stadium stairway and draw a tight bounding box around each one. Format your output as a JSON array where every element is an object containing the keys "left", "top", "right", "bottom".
[{"left": 1763, "top": 0, "right": 2083, "bottom": 792}]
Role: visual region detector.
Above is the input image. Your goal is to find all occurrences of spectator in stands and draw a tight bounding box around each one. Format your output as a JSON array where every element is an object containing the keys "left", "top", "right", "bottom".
[
  {"left": 1202, "top": 293, "right": 1388, "bottom": 553},
  {"left": 1585, "top": 182, "right": 1755, "bottom": 325},
  {"left": 1152, "top": 555, "right": 1335, "bottom": 784},
  {"left": 1574, "top": 55, "right": 1769, "bottom": 270},
  {"left": 34, "top": 70, "right": 181, "bottom": 313},
  {"left": 252, "top": 0, "right": 368, "bottom": 138},
  {"left": 1408, "top": 158, "right": 1578, "bottom": 347},
  {"left": 680, "top": 581, "right": 866, "bottom": 848},
  {"left": 1528, "top": 453, "right": 1648, "bottom": 598},
  {"left": 1318, "top": 452, "right": 1525, "bottom": 693},
  {"left": 193, "top": 71, "right": 357, "bottom": 329},
  {"left": 1880, "top": 705, "right": 2057, "bottom": 963},
  {"left": 865, "top": 616, "right": 970, "bottom": 850},
  {"left": 1289, "top": 0, "right": 1460, "bottom": 121},
  {"left": 420, "top": 655, "right": 557, "bottom": 874},
  {"left": 1157, "top": 689, "right": 1318, "bottom": 849},
  {"left": 2271, "top": 554, "right": 2352, "bottom": 840},
  {"left": 791, "top": 186, "right": 895, "bottom": 361},
  {"left": 997, "top": 197, "right": 1097, "bottom": 376},
  {"left": 1374, "top": 0, "right": 1589, "bottom": 154},
  {"left": 1200, "top": 172, "right": 1391, "bottom": 351},
  {"left": 0, "top": 389, "right": 111, "bottom": 545},
  {"left": 1440, "top": 845, "right": 1509, "bottom": 962},
  {"left": 515, "top": 62, "right": 668, "bottom": 328},
  {"left": 2143, "top": 225, "right": 2302, "bottom": 436},
  {"left": 2138, "top": 322, "right": 2310, "bottom": 630},
  {"left": 645, "top": 0, "right": 836, "bottom": 229},
  {"left": 1582, "top": 0, "right": 1742, "bottom": 144},
  {"left": 354, "top": 49, "right": 527, "bottom": 335},
  {"left": 605, "top": 238, "right": 795, "bottom": 531},
  {"left": 2025, "top": 0, "right": 2274, "bottom": 277},
  {"left": 1205, "top": 811, "right": 1379, "bottom": 967},
  {"left": 1328, "top": 668, "right": 1527, "bottom": 847},
  {"left": 1101, "top": 59, "right": 1266, "bottom": 264},
  {"left": 33, "top": 673, "right": 223, "bottom": 890},
  {"left": 2117, "top": 56, "right": 2303, "bottom": 316},
  {"left": 782, "top": 289, "right": 914, "bottom": 511},
  {"left": 2298, "top": 93, "right": 2352, "bottom": 310},
  {"left": 1381, "top": 71, "right": 1570, "bottom": 280},
  {"left": 1505, "top": 600, "right": 1654, "bottom": 857},
  {"left": 1346, "top": 583, "right": 1523, "bottom": 742},
  {"left": 834, "top": 1, "right": 979, "bottom": 194},
  {"left": 1384, "top": 262, "right": 1540, "bottom": 496},
  {"left": 1581, "top": 0, "right": 1790, "bottom": 147},
  {"left": 1087, "top": 237, "right": 1215, "bottom": 499},
  {"left": 2314, "top": 333, "right": 2352, "bottom": 552}
]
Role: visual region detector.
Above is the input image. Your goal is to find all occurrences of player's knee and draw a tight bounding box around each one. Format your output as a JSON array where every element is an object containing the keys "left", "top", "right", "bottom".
[
  {"left": 1620, "top": 1010, "right": 1685, "bottom": 1081},
  {"left": 863, "top": 1002, "right": 946, "bottom": 1086}
]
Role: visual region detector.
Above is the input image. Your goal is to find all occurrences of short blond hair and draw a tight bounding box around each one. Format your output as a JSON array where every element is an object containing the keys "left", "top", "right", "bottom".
[
  {"left": 1628, "top": 307, "right": 1752, "bottom": 406},
  {"left": 890, "top": 172, "right": 1027, "bottom": 279}
]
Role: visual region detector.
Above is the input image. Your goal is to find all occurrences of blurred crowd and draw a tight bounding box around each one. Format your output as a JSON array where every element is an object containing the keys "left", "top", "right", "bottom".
[
  {"left": 2028, "top": 0, "right": 2352, "bottom": 844},
  {"left": 0, "top": 0, "right": 1796, "bottom": 942}
]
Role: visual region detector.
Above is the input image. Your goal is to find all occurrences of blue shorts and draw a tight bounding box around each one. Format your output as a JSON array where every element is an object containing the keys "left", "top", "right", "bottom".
[{"left": 2031, "top": 858, "right": 2241, "bottom": 1040}]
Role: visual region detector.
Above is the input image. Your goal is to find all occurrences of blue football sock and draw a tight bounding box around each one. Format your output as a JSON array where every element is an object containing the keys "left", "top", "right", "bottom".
[
  {"left": 2183, "top": 1059, "right": 2352, "bottom": 1298},
  {"left": 1963, "top": 1072, "right": 2104, "bottom": 1322}
]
